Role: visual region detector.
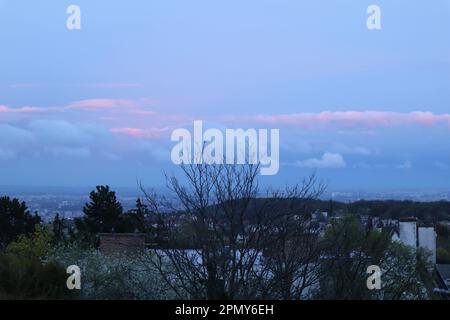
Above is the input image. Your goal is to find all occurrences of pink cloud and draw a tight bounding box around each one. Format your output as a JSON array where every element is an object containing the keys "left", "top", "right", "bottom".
[
  {"left": 128, "top": 109, "right": 155, "bottom": 116},
  {"left": 222, "top": 111, "right": 450, "bottom": 129},
  {"left": 67, "top": 99, "right": 140, "bottom": 110},
  {"left": 67, "top": 98, "right": 156, "bottom": 118},
  {"left": 110, "top": 127, "right": 169, "bottom": 139}
]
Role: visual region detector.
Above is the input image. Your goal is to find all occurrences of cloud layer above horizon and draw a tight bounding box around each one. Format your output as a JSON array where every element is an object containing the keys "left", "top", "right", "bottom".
[{"left": 0, "top": 0, "right": 449, "bottom": 190}]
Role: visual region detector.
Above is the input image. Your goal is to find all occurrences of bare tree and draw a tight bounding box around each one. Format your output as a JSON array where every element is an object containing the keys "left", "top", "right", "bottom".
[
  {"left": 139, "top": 163, "right": 325, "bottom": 300},
  {"left": 259, "top": 176, "right": 325, "bottom": 299}
]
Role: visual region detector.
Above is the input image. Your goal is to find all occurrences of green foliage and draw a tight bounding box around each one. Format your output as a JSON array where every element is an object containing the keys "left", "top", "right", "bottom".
[
  {"left": 0, "top": 252, "right": 70, "bottom": 299},
  {"left": 377, "top": 244, "right": 433, "bottom": 300},
  {"left": 317, "top": 214, "right": 434, "bottom": 300},
  {"left": 0, "top": 226, "right": 71, "bottom": 300},
  {"left": 318, "top": 215, "right": 388, "bottom": 299},
  {"left": 7, "top": 224, "right": 54, "bottom": 260},
  {"left": 0, "top": 196, "right": 41, "bottom": 248}
]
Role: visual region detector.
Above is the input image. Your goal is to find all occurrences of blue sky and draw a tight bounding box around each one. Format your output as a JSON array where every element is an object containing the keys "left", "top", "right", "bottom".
[{"left": 0, "top": 0, "right": 449, "bottom": 191}]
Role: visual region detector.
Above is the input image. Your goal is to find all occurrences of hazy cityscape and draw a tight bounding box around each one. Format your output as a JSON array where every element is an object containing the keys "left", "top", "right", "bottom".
[{"left": 1, "top": 186, "right": 449, "bottom": 223}]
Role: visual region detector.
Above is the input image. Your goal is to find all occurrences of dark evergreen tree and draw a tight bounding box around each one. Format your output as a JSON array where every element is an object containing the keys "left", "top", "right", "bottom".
[
  {"left": 118, "top": 198, "right": 148, "bottom": 233},
  {"left": 82, "top": 185, "right": 123, "bottom": 233},
  {"left": 133, "top": 197, "right": 148, "bottom": 232},
  {"left": 0, "top": 197, "right": 41, "bottom": 247},
  {"left": 52, "top": 213, "right": 64, "bottom": 243}
]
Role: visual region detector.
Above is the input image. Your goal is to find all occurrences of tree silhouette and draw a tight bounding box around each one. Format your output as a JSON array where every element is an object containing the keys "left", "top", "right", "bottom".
[
  {"left": 82, "top": 185, "right": 123, "bottom": 233},
  {"left": 52, "top": 214, "right": 65, "bottom": 243},
  {"left": 131, "top": 197, "right": 148, "bottom": 232},
  {"left": 0, "top": 196, "right": 41, "bottom": 248},
  {"left": 115, "top": 198, "right": 148, "bottom": 233}
]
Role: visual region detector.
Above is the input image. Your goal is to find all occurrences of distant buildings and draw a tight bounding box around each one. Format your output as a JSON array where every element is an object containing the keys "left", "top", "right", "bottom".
[
  {"left": 399, "top": 219, "right": 418, "bottom": 248},
  {"left": 393, "top": 218, "right": 437, "bottom": 265}
]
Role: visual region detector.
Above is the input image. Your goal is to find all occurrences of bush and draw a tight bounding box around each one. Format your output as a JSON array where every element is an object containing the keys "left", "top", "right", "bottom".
[
  {"left": 51, "top": 243, "right": 178, "bottom": 299},
  {"left": 7, "top": 224, "right": 54, "bottom": 259},
  {"left": 0, "top": 253, "right": 70, "bottom": 299}
]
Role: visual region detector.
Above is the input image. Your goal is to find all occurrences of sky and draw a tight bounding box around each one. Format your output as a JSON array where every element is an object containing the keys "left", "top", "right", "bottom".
[{"left": 0, "top": 0, "right": 449, "bottom": 191}]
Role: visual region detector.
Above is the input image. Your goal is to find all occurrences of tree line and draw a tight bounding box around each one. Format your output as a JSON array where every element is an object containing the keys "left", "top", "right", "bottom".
[{"left": 0, "top": 164, "right": 442, "bottom": 299}]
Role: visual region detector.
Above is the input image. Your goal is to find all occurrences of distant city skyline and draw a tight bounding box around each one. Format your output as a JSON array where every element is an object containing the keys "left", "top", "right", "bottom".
[{"left": 0, "top": 0, "right": 450, "bottom": 190}]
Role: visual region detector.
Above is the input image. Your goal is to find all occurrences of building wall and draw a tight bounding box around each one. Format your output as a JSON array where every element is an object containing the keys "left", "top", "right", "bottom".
[
  {"left": 399, "top": 221, "right": 417, "bottom": 248},
  {"left": 99, "top": 233, "right": 146, "bottom": 257},
  {"left": 418, "top": 227, "right": 436, "bottom": 265}
]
